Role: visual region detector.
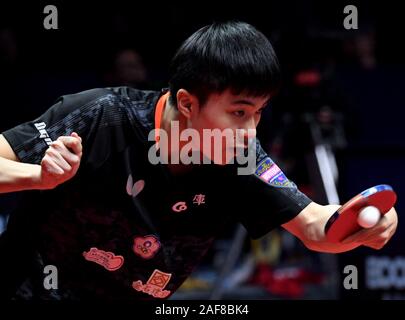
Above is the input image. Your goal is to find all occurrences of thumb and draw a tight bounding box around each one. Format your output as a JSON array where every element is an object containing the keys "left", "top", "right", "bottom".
[
  {"left": 341, "top": 228, "right": 369, "bottom": 244},
  {"left": 70, "top": 132, "right": 82, "bottom": 143}
]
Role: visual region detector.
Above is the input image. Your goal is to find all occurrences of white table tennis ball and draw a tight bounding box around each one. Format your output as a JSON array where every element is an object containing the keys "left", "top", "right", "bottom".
[{"left": 357, "top": 206, "right": 381, "bottom": 228}]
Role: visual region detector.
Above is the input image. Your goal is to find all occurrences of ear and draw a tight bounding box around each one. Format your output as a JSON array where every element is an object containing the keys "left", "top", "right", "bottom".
[{"left": 176, "top": 89, "right": 199, "bottom": 119}]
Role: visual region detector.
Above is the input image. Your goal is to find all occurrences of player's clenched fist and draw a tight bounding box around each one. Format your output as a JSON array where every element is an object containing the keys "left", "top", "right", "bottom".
[{"left": 37, "top": 132, "right": 83, "bottom": 190}]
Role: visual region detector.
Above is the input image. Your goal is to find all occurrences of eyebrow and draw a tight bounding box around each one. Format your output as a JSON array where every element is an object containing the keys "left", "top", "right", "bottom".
[
  {"left": 232, "top": 99, "right": 270, "bottom": 108},
  {"left": 232, "top": 99, "right": 256, "bottom": 106}
]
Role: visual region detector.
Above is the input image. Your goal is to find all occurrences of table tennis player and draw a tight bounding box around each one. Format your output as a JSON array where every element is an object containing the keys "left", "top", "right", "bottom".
[{"left": 0, "top": 21, "right": 398, "bottom": 300}]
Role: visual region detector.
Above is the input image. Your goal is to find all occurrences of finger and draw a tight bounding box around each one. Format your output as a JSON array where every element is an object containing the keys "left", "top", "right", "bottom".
[
  {"left": 365, "top": 227, "right": 395, "bottom": 243},
  {"left": 341, "top": 228, "right": 371, "bottom": 244},
  {"left": 341, "top": 211, "right": 395, "bottom": 245},
  {"left": 51, "top": 141, "right": 81, "bottom": 166},
  {"left": 361, "top": 208, "right": 398, "bottom": 248},
  {"left": 42, "top": 157, "right": 64, "bottom": 175},
  {"left": 354, "top": 224, "right": 395, "bottom": 249},
  {"left": 359, "top": 214, "right": 396, "bottom": 243},
  {"left": 361, "top": 226, "right": 393, "bottom": 245},
  {"left": 57, "top": 136, "right": 83, "bottom": 155},
  {"left": 342, "top": 225, "right": 391, "bottom": 245},
  {"left": 351, "top": 227, "right": 381, "bottom": 243},
  {"left": 364, "top": 241, "right": 385, "bottom": 250},
  {"left": 371, "top": 214, "right": 392, "bottom": 231},
  {"left": 70, "top": 132, "right": 82, "bottom": 143},
  {"left": 46, "top": 148, "right": 72, "bottom": 172}
]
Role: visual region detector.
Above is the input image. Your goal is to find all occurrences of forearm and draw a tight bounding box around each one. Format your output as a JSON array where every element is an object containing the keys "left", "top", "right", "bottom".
[
  {"left": 304, "top": 204, "right": 361, "bottom": 253},
  {"left": 0, "top": 156, "right": 40, "bottom": 193}
]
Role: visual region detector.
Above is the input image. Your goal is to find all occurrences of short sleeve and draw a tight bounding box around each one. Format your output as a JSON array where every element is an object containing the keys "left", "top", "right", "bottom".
[
  {"left": 237, "top": 140, "right": 312, "bottom": 239},
  {"left": 1, "top": 88, "right": 122, "bottom": 165}
]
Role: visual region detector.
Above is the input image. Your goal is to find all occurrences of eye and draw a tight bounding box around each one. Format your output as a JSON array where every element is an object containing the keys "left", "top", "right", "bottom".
[
  {"left": 233, "top": 110, "right": 245, "bottom": 117},
  {"left": 256, "top": 108, "right": 264, "bottom": 115}
]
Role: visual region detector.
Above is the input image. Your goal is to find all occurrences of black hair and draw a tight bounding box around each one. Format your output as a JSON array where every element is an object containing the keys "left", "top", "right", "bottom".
[{"left": 168, "top": 21, "right": 281, "bottom": 107}]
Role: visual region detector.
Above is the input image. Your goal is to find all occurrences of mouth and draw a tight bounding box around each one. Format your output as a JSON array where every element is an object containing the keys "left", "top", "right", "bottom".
[
  {"left": 226, "top": 146, "right": 247, "bottom": 152},
  {"left": 226, "top": 147, "right": 249, "bottom": 158}
]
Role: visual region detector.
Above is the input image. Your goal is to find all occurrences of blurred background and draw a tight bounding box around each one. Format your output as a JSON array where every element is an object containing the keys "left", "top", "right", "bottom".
[{"left": 0, "top": 0, "right": 404, "bottom": 299}]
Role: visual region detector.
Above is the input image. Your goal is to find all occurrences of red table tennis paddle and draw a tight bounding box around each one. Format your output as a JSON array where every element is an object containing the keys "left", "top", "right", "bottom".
[{"left": 325, "top": 184, "right": 397, "bottom": 243}]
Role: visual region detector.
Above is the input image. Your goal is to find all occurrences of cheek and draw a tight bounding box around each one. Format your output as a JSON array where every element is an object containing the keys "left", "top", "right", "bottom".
[
  {"left": 255, "top": 115, "right": 261, "bottom": 126},
  {"left": 197, "top": 111, "right": 234, "bottom": 131}
]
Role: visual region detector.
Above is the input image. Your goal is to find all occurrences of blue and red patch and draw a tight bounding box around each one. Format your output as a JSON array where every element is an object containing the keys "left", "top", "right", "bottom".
[{"left": 255, "top": 158, "right": 292, "bottom": 187}]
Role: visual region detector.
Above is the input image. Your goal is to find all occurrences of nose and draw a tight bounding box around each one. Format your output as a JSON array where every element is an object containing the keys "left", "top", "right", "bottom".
[
  {"left": 243, "top": 129, "right": 256, "bottom": 148},
  {"left": 236, "top": 123, "right": 256, "bottom": 149}
]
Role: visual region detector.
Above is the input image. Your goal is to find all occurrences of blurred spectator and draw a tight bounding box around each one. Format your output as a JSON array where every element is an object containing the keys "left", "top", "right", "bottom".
[
  {"left": 342, "top": 29, "right": 377, "bottom": 70},
  {"left": 104, "top": 49, "right": 149, "bottom": 89},
  {"left": 0, "top": 28, "right": 18, "bottom": 73}
]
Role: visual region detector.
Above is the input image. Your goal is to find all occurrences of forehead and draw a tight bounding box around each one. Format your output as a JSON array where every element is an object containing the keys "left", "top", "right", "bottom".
[{"left": 206, "top": 89, "right": 270, "bottom": 105}]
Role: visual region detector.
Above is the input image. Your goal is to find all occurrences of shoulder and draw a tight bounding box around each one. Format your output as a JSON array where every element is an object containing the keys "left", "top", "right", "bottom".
[
  {"left": 54, "top": 87, "right": 116, "bottom": 111},
  {"left": 54, "top": 87, "right": 161, "bottom": 127},
  {"left": 108, "top": 87, "right": 163, "bottom": 132},
  {"left": 55, "top": 86, "right": 160, "bottom": 109}
]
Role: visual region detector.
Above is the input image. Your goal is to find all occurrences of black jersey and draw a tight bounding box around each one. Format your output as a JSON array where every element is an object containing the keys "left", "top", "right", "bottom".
[{"left": 0, "top": 87, "right": 312, "bottom": 300}]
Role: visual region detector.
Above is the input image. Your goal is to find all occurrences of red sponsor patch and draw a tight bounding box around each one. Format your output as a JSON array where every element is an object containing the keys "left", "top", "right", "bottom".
[
  {"left": 132, "top": 269, "right": 172, "bottom": 299},
  {"left": 133, "top": 235, "right": 161, "bottom": 259},
  {"left": 83, "top": 247, "right": 124, "bottom": 271}
]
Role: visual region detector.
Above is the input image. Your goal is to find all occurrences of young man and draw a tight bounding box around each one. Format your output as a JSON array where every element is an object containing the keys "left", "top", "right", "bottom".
[{"left": 0, "top": 22, "right": 398, "bottom": 300}]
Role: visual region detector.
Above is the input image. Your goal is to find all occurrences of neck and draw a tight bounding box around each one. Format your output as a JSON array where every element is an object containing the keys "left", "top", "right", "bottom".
[{"left": 160, "top": 97, "right": 193, "bottom": 175}]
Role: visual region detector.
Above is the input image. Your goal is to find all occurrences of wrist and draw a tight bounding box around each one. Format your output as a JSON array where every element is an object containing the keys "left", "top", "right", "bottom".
[
  {"left": 21, "top": 163, "right": 42, "bottom": 190},
  {"left": 307, "top": 204, "right": 341, "bottom": 244}
]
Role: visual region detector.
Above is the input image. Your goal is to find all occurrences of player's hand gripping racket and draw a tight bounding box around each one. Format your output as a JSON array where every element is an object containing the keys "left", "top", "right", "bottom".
[{"left": 325, "top": 184, "right": 397, "bottom": 243}]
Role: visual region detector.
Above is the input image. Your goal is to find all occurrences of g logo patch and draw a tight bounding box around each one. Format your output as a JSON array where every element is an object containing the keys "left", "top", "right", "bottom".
[{"left": 172, "top": 201, "right": 187, "bottom": 212}]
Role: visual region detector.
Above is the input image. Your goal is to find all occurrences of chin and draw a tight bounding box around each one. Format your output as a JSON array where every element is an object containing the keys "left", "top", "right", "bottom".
[{"left": 212, "top": 151, "right": 236, "bottom": 165}]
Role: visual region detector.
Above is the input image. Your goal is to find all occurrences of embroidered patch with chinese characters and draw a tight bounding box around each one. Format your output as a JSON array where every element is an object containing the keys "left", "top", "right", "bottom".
[
  {"left": 132, "top": 269, "right": 172, "bottom": 299},
  {"left": 192, "top": 194, "right": 206, "bottom": 206},
  {"left": 83, "top": 247, "right": 124, "bottom": 271}
]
